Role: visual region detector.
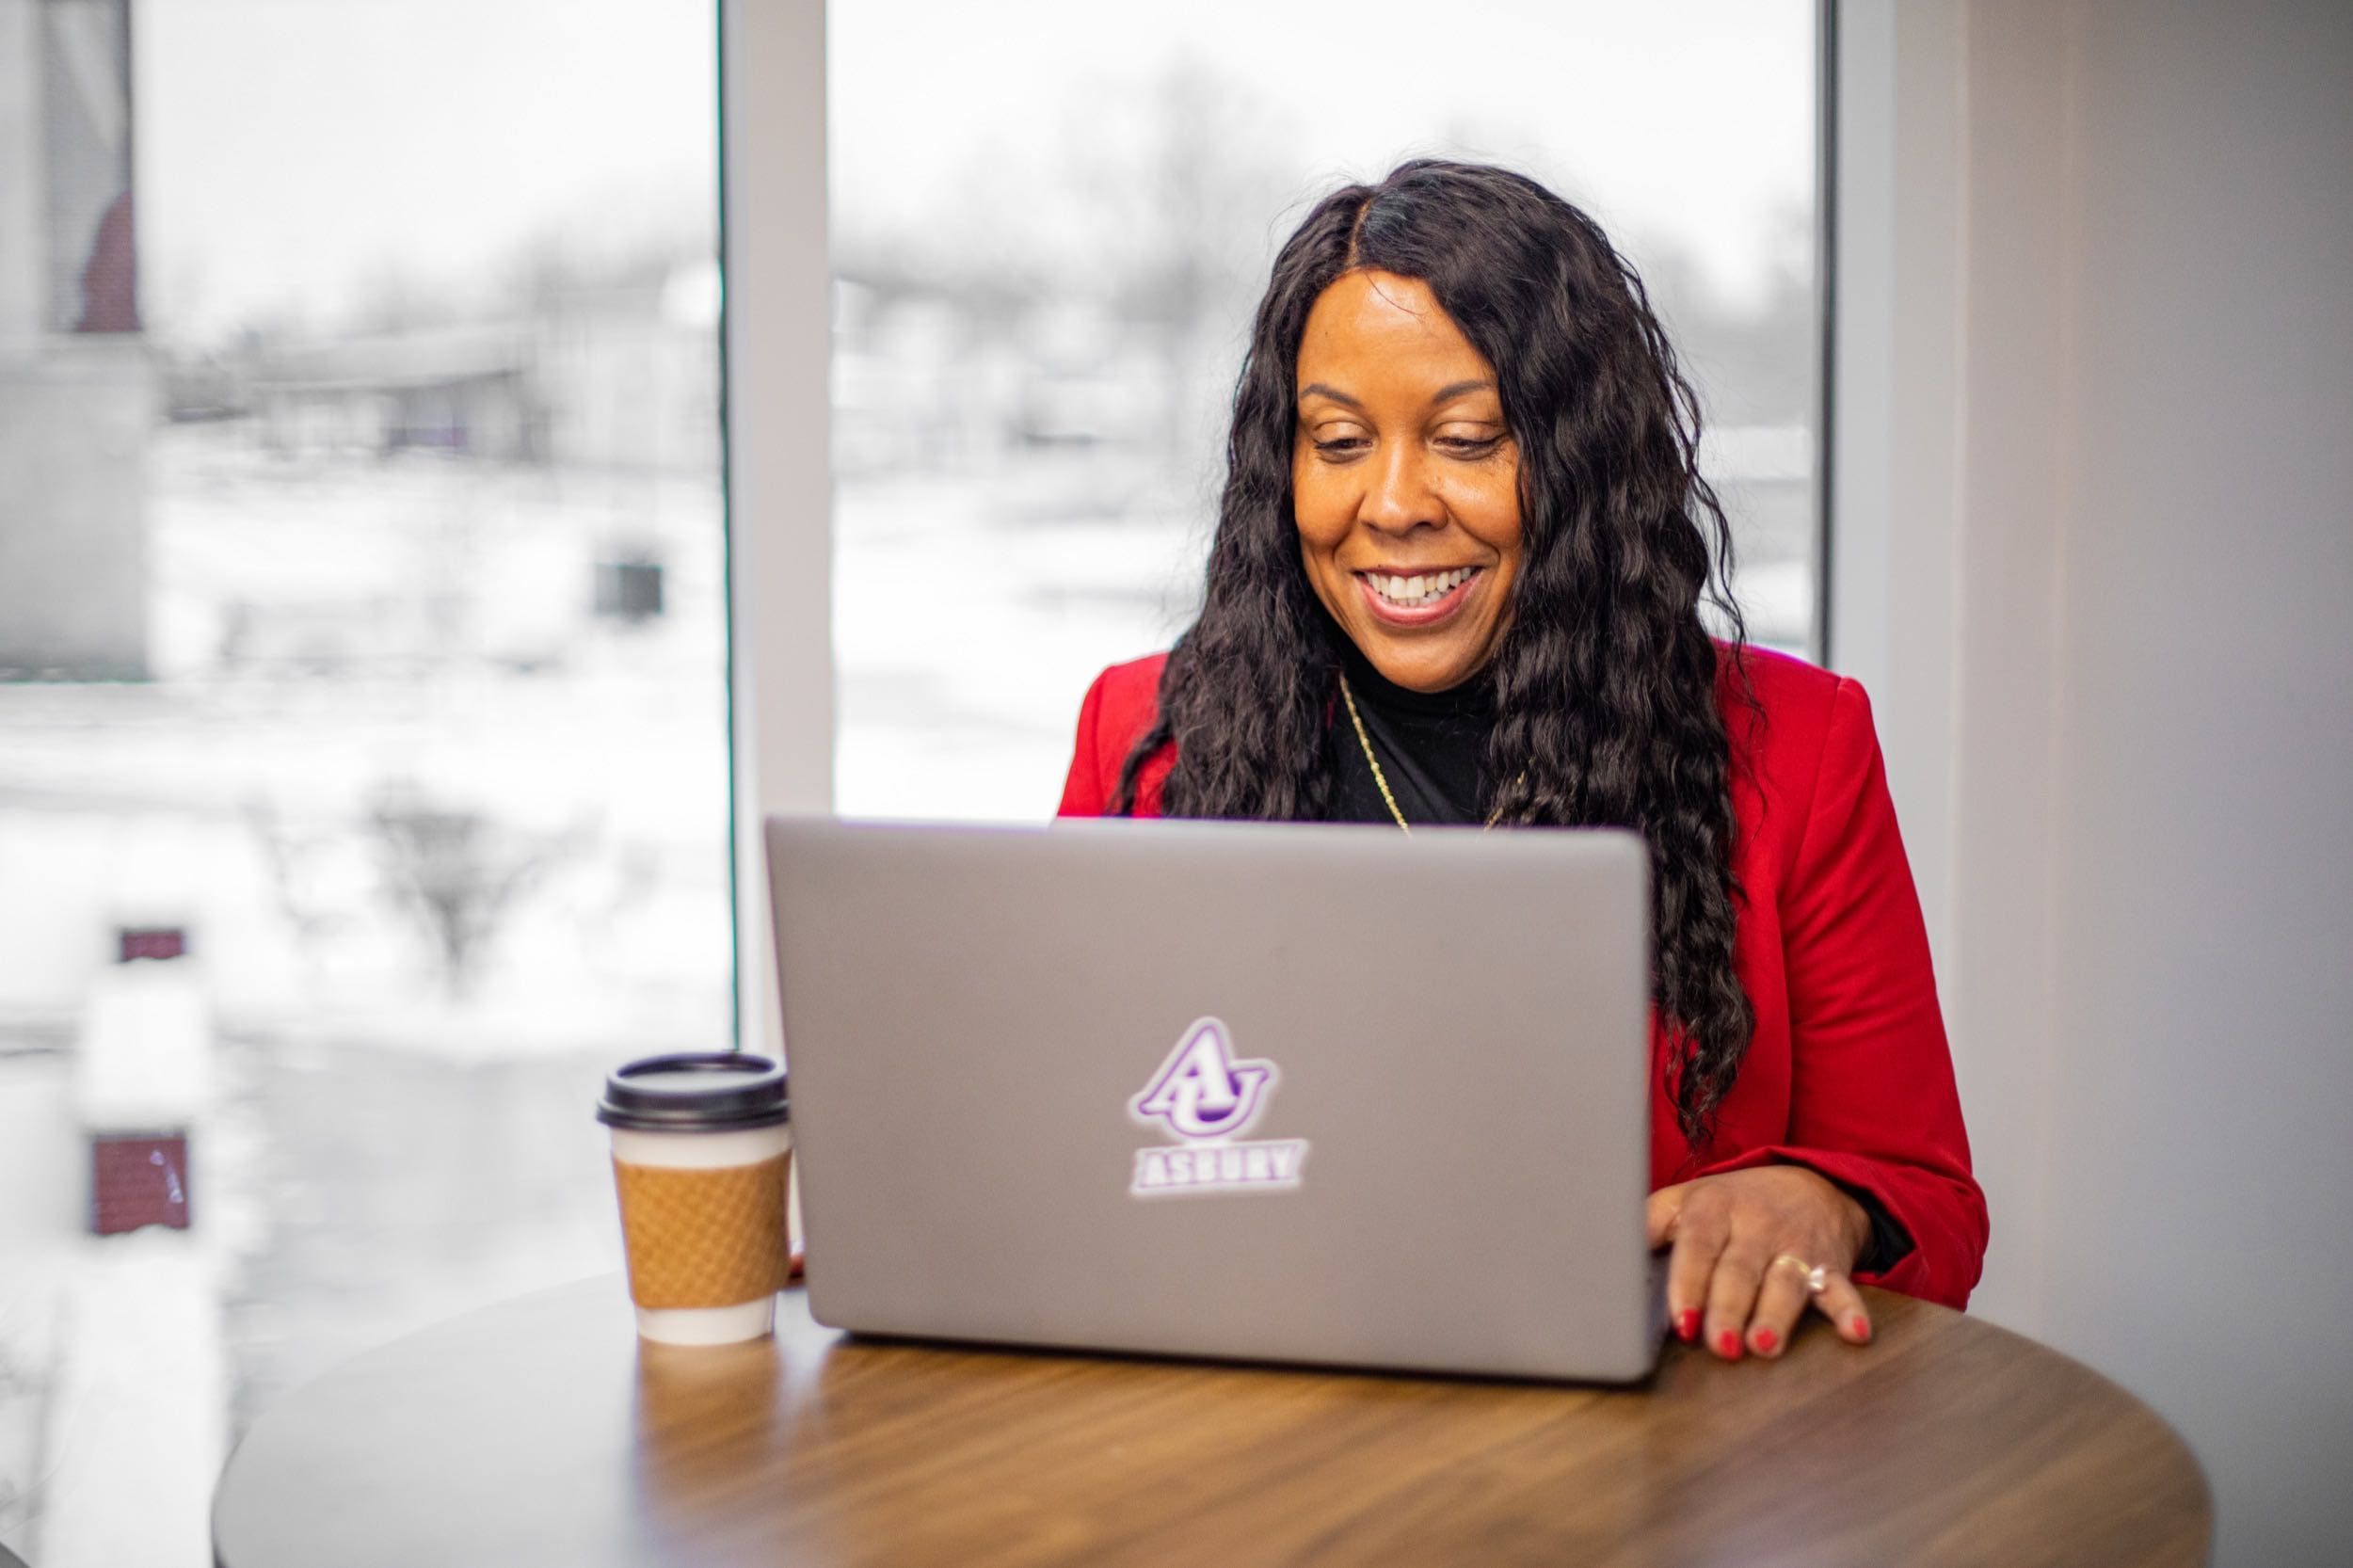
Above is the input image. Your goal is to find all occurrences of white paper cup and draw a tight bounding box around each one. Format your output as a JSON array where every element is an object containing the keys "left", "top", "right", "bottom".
[{"left": 597, "top": 1054, "right": 792, "bottom": 1347}]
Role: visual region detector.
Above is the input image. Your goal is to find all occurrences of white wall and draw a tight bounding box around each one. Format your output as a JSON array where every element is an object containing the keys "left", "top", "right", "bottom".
[{"left": 1842, "top": 3, "right": 2353, "bottom": 1561}]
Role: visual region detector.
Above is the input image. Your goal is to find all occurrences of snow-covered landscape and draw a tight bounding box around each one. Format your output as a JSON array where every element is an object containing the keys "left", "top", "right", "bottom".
[{"left": 0, "top": 424, "right": 734, "bottom": 1564}]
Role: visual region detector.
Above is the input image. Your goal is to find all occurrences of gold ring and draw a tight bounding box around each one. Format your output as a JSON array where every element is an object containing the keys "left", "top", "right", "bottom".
[{"left": 1773, "top": 1253, "right": 1829, "bottom": 1295}]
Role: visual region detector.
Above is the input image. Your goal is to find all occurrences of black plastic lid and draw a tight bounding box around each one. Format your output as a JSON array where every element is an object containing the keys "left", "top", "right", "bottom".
[{"left": 596, "top": 1052, "right": 789, "bottom": 1132}]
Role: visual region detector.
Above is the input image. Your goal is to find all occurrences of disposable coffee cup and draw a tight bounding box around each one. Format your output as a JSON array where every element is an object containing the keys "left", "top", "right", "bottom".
[{"left": 597, "top": 1052, "right": 792, "bottom": 1346}]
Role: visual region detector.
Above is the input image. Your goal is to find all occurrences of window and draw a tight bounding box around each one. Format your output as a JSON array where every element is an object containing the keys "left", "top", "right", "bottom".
[
  {"left": 829, "top": 0, "right": 1826, "bottom": 822},
  {"left": 0, "top": 5, "right": 726, "bottom": 1561}
]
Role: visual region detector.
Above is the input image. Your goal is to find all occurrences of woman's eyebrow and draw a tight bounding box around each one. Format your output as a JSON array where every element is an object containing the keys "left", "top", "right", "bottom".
[
  {"left": 1298, "top": 381, "right": 1363, "bottom": 409},
  {"left": 1297, "top": 379, "right": 1496, "bottom": 408},
  {"left": 1428, "top": 378, "right": 1495, "bottom": 405}
]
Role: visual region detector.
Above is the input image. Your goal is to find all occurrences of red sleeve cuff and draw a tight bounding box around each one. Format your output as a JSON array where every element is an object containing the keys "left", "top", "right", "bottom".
[{"left": 1685, "top": 1144, "right": 1980, "bottom": 1308}]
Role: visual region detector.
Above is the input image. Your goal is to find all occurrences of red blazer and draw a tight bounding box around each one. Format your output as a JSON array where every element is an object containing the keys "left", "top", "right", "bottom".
[{"left": 1058, "top": 647, "right": 1988, "bottom": 1309}]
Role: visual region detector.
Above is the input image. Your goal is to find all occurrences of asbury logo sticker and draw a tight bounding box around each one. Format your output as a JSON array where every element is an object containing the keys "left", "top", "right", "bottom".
[{"left": 1128, "top": 1017, "right": 1309, "bottom": 1198}]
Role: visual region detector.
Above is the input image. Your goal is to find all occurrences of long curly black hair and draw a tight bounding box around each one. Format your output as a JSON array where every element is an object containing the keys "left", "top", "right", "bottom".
[{"left": 1110, "top": 159, "right": 1755, "bottom": 1144}]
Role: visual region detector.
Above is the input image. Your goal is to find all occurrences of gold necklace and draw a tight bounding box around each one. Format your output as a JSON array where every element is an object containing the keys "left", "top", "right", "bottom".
[{"left": 1337, "top": 669, "right": 1510, "bottom": 832}]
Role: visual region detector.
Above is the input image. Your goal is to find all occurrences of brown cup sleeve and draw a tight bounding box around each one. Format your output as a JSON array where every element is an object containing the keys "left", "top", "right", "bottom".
[{"left": 612, "top": 1150, "right": 792, "bottom": 1310}]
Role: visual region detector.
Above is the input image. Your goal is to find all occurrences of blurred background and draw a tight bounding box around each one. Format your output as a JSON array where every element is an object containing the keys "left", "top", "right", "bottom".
[
  {"left": 825, "top": 0, "right": 1824, "bottom": 815},
  {"left": 0, "top": 2, "right": 1821, "bottom": 1561}
]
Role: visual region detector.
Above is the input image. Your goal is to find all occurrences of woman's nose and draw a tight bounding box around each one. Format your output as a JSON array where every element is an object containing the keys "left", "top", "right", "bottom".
[{"left": 1359, "top": 441, "right": 1439, "bottom": 533}]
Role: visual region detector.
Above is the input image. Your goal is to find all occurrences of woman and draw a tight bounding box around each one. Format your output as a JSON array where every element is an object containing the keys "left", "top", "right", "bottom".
[{"left": 1058, "top": 161, "right": 1985, "bottom": 1361}]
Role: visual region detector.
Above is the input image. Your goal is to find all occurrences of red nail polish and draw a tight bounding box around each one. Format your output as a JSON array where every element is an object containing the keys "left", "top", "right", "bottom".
[
  {"left": 1675, "top": 1308, "right": 1700, "bottom": 1342},
  {"left": 1717, "top": 1330, "right": 1742, "bottom": 1359},
  {"left": 1851, "top": 1316, "right": 1872, "bottom": 1343},
  {"left": 1754, "top": 1328, "right": 1778, "bottom": 1354}
]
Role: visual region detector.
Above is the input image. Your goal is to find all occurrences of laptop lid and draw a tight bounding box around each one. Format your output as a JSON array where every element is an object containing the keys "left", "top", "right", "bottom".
[{"left": 766, "top": 816, "right": 1658, "bottom": 1382}]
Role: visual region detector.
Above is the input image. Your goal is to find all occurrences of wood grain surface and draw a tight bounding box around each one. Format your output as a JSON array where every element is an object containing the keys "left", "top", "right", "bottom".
[{"left": 212, "top": 1277, "right": 2210, "bottom": 1568}]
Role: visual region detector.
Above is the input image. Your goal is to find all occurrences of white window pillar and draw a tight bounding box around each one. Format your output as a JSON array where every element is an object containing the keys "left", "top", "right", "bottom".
[{"left": 722, "top": 0, "right": 833, "bottom": 1057}]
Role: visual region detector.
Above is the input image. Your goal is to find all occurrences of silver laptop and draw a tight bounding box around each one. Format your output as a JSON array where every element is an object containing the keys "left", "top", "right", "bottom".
[{"left": 765, "top": 815, "right": 1663, "bottom": 1383}]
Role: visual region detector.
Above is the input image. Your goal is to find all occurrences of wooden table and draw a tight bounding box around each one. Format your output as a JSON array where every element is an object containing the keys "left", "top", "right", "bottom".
[{"left": 212, "top": 1276, "right": 2209, "bottom": 1568}]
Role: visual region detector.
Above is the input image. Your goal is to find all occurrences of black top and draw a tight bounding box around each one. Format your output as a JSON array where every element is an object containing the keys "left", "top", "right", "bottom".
[
  {"left": 1324, "top": 641, "right": 1497, "bottom": 827},
  {"left": 1317, "top": 645, "right": 1914, "bottom": 1275}
]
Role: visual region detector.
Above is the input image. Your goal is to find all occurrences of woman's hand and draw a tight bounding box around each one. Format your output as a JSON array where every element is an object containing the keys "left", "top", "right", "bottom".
[{"left": 1646, "top": 1165, "right": 1876, "bottom": 1360}]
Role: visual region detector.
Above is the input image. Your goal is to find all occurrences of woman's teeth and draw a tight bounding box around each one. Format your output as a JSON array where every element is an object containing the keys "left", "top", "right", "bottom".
[{"left": 1365, "top": 567, "right": 1477, "bottom": 606}]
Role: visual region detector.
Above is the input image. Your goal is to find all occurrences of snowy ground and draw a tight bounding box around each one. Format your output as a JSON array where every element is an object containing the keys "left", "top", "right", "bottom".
[
  {"left": 0, "top": 426, "right": 728, "bottom": 1565},
  {"left": 8, "top": 1234, "right": 224, "bottom": 1568},
  {"left": 833, "top": 454, "right": 1207, "bottom": 820}
]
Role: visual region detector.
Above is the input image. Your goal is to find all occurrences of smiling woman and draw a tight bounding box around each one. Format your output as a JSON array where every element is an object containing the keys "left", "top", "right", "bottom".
[
  {"left": 1292, "top": 270, "right": 1524, "bottom": 694},
  {"left": 1058, "top": 161, "right": 1986, "bottom": 1368}
]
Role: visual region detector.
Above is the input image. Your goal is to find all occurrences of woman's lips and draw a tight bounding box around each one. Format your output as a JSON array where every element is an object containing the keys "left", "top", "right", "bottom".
[{"left": 1355, "top": 567, "right": 1483, "bottom": 628}]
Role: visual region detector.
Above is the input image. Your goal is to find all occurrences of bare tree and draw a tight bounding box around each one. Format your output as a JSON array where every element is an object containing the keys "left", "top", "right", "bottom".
[
  {"left": 365, "top": 786, "right": 578, "bottom": 1001},
  {"left": 1064, "top": 56, "right": 1302, "bottom": 455}
]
